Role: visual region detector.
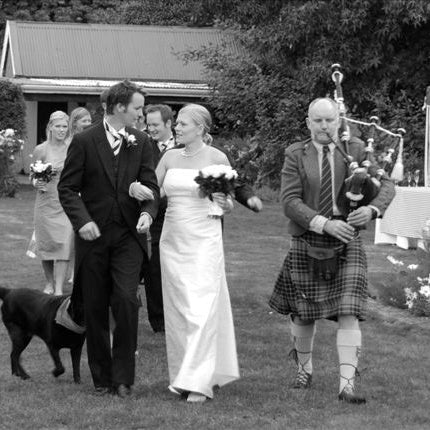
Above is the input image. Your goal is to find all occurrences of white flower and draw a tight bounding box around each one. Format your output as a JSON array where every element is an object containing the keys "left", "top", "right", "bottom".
[
  {"left": 4, "top": 128, "right": 15, "bottom": 137},
  {"left": 404, "top": 287, "right": 418, "bottom": 309},
  {"left": 124, "top": 132, "right": 137, "bottom": 147},
  {"left": 407, "top": 264, "right": 418, "bottom": 270},
  {"left": 200, "top": 164, "right": 238, "bottom": 179},
  {"left": 30, "top": 160, "right": 51, "bottom": 173},
  {"left": 419, "top": 285, "right": 430, "bottom": 298},
  {"left": 387, "top": 255, "right": 404, "bottom": 266}
]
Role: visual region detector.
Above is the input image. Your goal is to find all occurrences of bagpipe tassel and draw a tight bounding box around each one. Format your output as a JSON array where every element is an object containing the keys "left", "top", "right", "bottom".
[{"left": 390, "top": 131, "right": 405, "bottom": 183}]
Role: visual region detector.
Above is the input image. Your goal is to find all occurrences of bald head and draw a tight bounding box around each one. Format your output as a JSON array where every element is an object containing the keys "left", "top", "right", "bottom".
[
  {"left": 308, "top": 97, "right": 339, "bottom": 117},
  {"left": 306, "top": 98, "right": 340, "bottom": 144}
]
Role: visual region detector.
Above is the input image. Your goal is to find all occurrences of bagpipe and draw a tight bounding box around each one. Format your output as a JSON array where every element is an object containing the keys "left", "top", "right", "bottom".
[{"left": 328, "top": 63, "right": 405, "bottom": 211}]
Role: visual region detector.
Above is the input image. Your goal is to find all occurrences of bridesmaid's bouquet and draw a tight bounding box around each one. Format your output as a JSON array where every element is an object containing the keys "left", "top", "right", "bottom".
[
  {"left": 29, "top": 160, "right": 55, "bottom": 187},
  {"left": 194, "top": 165, "right": 238, "bottom": 218}
]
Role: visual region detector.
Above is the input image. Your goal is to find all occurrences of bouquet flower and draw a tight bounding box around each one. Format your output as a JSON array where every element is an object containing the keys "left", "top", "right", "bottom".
[
  {"left": 194, "top": 164, "right": 238, "bottom": 218},
  {"left": 29, "top": 160, "right": 55, "bottom": 187}
]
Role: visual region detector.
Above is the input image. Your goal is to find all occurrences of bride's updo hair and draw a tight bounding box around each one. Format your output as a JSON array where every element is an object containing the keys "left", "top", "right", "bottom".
[{"left": 179, "top": 103, "right": 213, "bottom": 145}]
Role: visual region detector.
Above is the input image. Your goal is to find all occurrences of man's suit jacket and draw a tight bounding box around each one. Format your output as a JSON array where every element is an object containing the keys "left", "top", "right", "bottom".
[
  {"left": 58, "top": 122, "right": 159, "bottom": 258},
  {"left": 280, "top": 137, "right": 395, "bottom": 236}
]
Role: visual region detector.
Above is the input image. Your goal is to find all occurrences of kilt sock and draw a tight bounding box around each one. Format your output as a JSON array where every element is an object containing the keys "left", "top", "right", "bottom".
[
  {"left": 337, "top": 329, "right": 362, "bottom": 393},
  {"left": 291, "top": 320, "right": 316, "bottom": 374}
]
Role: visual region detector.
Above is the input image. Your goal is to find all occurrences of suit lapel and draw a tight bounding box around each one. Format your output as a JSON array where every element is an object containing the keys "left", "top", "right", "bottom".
[
  {"left": 93, "top": 122, "right": 115, "bottom": 188},
  {"left": 334, "top": 143, "right": 347, "bottom": 198},
  {"left": 117, "top": 130, "right": 131, "bottom": 188},
  {"left": 302, "top": 142, "right": 321, "bottom": 197},
  {"left": 152, "top": 139, "right": 161, "bottom": 164}
]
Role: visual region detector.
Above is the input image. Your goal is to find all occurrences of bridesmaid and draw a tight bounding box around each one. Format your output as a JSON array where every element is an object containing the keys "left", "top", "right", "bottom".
[{"left": 32, "top": 111, "right": 74, "bottom": 295}]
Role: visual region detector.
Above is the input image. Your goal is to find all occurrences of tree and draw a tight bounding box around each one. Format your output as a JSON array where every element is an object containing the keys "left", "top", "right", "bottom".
[
  {"left": 1, "top": 0, "right": 429, "bottom": 186},
  {"left": 187, "top": 0, "right": 430, "bottom": 187}
]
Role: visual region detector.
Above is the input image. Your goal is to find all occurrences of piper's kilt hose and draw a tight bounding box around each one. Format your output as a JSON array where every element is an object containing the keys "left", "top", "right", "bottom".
[{"left": 269, "top": 231, "right": 368, "bottom": 321}]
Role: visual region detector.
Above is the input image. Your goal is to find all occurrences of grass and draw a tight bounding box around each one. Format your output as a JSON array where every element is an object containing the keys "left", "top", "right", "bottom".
[{"left": 0, "top": 186, "right": 429, "bottom": 429}]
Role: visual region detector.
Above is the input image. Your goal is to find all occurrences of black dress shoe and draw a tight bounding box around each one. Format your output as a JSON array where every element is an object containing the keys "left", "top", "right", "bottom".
[
  {"left": 338, "top": 386, "right": 366, "bottom": 404},
  {"left": 115, "top": 384, "right": 132, "bottom": 398},
  {"left": 94, "top": 387, "right": 112, "bottom": 396}
]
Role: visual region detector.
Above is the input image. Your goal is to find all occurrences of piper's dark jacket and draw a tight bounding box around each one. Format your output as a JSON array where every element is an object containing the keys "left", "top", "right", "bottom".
[{"left": 281, "top": 136, "right": 395, "bottom": 236}]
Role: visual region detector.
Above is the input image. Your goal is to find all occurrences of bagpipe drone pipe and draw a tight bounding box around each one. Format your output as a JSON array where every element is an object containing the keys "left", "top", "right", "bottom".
[{"left": 329, "top": 63, "right": 405, "bottom": 211}]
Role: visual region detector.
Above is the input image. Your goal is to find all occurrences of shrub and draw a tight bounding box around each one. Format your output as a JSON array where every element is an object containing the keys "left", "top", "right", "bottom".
[{"left": 0, "top": 80, "right": 26, "bottom": 197}]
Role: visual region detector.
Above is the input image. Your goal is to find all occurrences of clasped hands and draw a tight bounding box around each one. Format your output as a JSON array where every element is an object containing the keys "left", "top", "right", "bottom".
[
  {"left": 129, "top": 181, "right": 154, "bottom": 234},
  {"left": 212, "top": 192, "right": 234, "bottom": 213},
  {"left": 78, "top": 181, "right": 155, "bottom": 241},
  {"left": 129, "top": 181, "right": 155, "bottom": 202},
  {"left": 323, "top": 206, "right": 373, "bottom": 243}
]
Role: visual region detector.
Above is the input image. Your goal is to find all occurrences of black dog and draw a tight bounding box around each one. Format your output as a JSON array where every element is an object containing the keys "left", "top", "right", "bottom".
[{"left": 0, "top": 286, "right": 85, "bottom": 383}]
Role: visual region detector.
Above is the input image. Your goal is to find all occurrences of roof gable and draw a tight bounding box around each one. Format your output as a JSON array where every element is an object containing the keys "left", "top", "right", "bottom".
[{"left": 1, "top": 20, "right": 238, "bottom": 83}]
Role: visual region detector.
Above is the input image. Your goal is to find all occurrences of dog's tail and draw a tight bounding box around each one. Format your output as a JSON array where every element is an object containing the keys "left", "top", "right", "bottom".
[{"left": 0, "top": 286, "right": 11, "bottom": 300}]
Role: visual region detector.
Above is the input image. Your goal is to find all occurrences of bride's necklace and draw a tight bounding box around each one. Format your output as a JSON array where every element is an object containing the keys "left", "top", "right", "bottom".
[{"left": 180, "top": 143, "right": 205, "bottom": 157}]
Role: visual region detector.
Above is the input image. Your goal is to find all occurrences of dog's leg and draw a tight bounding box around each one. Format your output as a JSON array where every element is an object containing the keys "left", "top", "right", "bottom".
[
  {"left": 47, "top": 345, "right": 65, "bottom": 378},
  {"left": 6, "top": 323, "right": 32, "bottom": 379},
  {"left": 70, "top": 344, "right": 83, "bottom": 384}
]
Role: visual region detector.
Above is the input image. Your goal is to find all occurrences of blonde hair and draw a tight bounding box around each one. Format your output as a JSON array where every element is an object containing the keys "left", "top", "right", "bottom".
[
  {"left": 69, "top": 107, "right": 91, "bottom": 136},
  {"left": 46, "top": 111, "right": 69, "bottom": 141},
  {"left": 179, "top": 103, "right": 213, "bottom": 144}
]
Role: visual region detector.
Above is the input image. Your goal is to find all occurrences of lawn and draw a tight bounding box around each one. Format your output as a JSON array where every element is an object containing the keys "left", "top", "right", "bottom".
[{"left": 0, "top": 185, "right": 429, "bottom": 430}]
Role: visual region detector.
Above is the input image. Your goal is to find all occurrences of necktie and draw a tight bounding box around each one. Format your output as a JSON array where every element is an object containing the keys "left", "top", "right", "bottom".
[
  {"left": 160, "top": 143, "right": 167, "bottom": 152},
  {"left": 319, "top": 145, "right": 333, "bottom": 217},
  {"left": 105, "top": 122, "right": 123, "bottom": 156}
]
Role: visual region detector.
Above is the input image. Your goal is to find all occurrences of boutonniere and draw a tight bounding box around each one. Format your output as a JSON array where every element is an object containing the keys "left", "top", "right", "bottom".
[{"left": 124, "top": 132, "right": 137, "bottom": 148}]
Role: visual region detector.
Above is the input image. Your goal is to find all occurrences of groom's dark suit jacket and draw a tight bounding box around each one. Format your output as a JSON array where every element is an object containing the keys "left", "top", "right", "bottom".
[{"left": 58, "top": 122, "right": 159, "bottom": 267}]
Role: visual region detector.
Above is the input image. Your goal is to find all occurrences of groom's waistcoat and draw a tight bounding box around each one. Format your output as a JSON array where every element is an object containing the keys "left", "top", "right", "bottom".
[{"left": 108, "top": 147, "right": 126, "bottom": 225}]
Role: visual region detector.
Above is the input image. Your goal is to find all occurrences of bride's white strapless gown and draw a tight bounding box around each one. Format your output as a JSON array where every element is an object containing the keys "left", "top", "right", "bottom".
[{"left": 160, "top": 168, "right": 239, "bottom": 398}]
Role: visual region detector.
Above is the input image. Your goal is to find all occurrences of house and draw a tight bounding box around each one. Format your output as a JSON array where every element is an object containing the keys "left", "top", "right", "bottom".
[{"left": 0, "top": 20, "right": 237, "bottom": 172}]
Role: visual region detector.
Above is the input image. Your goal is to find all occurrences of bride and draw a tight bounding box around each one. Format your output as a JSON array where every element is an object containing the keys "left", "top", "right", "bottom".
[{"left": 156, "top": 103, "right": 239, "bottom": 403}]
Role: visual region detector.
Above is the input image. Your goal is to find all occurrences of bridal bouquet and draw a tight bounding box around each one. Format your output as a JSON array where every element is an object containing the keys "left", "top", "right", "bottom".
[
  {"left": 29, "top": 160, "right": 55, "bottom": 187},
  {"left": 194, "top": 164, "right": 238, "bottom": 218}
]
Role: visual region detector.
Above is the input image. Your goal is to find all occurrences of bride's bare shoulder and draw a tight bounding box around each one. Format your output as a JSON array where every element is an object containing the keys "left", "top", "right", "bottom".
[
  {"left": 207, "top": 145, "right": 229, "bottom": 164},
  {"left": 161, "top": 147, "right": 181, "bottom": 163}
]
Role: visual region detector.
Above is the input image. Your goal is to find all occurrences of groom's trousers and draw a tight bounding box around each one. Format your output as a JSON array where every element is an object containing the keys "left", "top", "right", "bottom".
[{"left": 75, "top": 221, "right": 143, "bottom": 388}]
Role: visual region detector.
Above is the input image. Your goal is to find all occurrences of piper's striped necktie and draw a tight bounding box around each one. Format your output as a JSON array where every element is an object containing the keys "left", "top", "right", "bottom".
[
  {"left": 105, "top": 122, "right": 123, "bottom": 156},
  {"left": 319, "top": 145, "right": 333, "bottom": 217}
]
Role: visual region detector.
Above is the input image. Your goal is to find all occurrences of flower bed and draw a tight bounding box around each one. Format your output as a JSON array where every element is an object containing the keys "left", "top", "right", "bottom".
[{"left": 374, "top": 250, "right": 430, "bottom": 317}]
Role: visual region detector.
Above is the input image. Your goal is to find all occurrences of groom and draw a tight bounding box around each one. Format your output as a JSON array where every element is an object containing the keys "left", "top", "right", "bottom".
[{"left": 58, "top": 80, "right": 159, "bottom": 397}]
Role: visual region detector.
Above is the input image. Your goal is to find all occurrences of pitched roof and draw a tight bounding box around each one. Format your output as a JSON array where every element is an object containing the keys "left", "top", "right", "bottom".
[{"left": 0, "top": 20, "right": 237, "bottom": 83}]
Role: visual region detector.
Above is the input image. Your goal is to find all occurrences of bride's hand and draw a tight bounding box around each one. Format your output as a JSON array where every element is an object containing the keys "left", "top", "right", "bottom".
[
  {"left": 212, "top": 193, "right": 234, "bottom": 213},
  {"left": 33, "top": 178, "right": 47, "bottom": 192}
]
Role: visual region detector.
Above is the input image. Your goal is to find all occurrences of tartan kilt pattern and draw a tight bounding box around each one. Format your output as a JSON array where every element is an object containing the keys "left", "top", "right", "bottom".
[{"left": 269, "top": 231, "right": 368, "bottom": 320}]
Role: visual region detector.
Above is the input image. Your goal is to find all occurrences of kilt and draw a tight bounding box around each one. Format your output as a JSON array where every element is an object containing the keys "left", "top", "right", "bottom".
[{"left": 269, "top": 231, "right": 368, "bottom": 321}]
